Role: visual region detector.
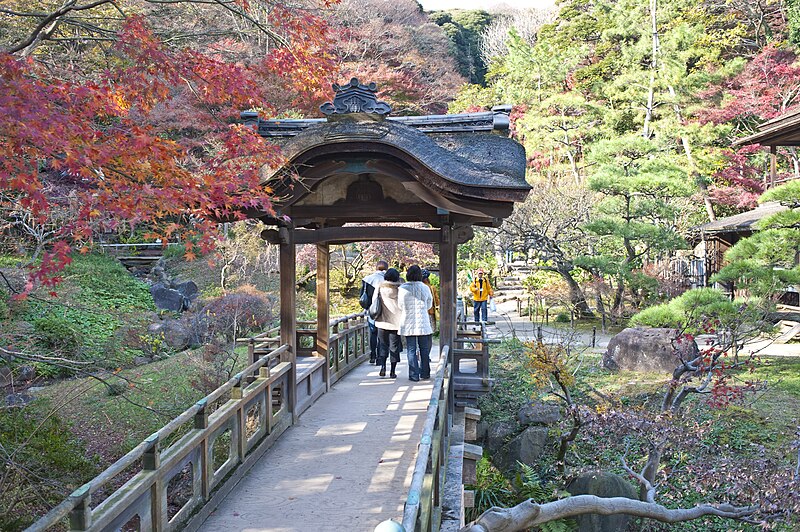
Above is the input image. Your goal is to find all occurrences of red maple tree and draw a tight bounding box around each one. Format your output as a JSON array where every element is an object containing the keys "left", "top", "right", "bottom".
[{"left": 1, "top": 2, "right": 337, "bottom": 294}]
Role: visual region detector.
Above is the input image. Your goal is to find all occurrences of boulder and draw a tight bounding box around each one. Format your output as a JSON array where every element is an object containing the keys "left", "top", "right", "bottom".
[
  {"left": 133, "top": 356, "right": 152, "bottom": 366},
  {"left": 159, "top": 319, "right": 195, "bottom": 351},
  {"left": 604, "top": 327, "right": 698, "bottom": 374},
  {"left": 150, "top": 282, "right": 188, "bottom": 312},
  {"left": 496, "top": 426, "right": 552, "bottom": 471},
  {"left": 486, "top": 420, "right": 518, "bottom": 454},
  {"left": 18, "top": 365, "right": 36, "bottom": 381},
  {"left": 174, "top": 280, "right": 199, "bottom": 303},
  {"left": 566, "top": 471, "right": 638, "bottom": 532},
  {"left": 518, "top": 402, "right": 561, "bottom": 426},
  {"left": 6, "top": 393, "right": 34, "bottom": 407}
]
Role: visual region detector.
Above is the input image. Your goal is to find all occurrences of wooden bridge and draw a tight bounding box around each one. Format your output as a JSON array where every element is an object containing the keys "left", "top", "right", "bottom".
[
  {"left": 28, "top": 78, "right": 529, "bottom": 531},
  {"left": 29, "top": 316, "right": 492, "bottom": 532}
]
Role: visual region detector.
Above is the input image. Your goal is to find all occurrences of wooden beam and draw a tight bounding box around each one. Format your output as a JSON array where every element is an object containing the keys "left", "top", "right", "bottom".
[
  {"left": 316, "top": 243, "right": 330, "bottom": 392},
  {"left": 770, "top": 145, "right": 777, "bottom": 189},
  {"left": 278, "top": 226, "right": 297, "bottom": 422},
  {"left": 288, "top": 203, "right": 437, "bottom": 221},
  {"left": 439, "top": 225, "right": 458, "bottom": 415},
  {"left": 439, "top": 225, "right": 457, "bottom": 351},
  {"left": 294, "top": 226, "right": 442, "bottom": 245}
]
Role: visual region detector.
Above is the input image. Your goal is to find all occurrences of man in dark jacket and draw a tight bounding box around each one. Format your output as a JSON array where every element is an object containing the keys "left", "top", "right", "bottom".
[{"left": 361, "top": 260, "right": 387, "bottom": 363}]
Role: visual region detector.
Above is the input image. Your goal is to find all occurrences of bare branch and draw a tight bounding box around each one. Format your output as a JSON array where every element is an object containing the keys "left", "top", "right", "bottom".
[{"left": 461, "top": 496, "right": 758, "bottom": 532}]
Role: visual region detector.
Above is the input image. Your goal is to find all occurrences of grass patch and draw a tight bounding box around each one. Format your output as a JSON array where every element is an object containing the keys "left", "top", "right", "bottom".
[{"left": 12, "top": 253, "right": 154, "bottom": 372}]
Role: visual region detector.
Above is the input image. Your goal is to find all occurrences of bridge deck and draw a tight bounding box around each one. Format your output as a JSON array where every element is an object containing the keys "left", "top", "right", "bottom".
[{"left": 198, "top": 351, "right": 441, "bottom": 532}]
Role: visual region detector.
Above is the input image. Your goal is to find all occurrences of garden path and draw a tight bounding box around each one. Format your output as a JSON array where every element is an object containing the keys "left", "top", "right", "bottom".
[{"left": 197, "top": 348, "right": 441, "bottom": 532}]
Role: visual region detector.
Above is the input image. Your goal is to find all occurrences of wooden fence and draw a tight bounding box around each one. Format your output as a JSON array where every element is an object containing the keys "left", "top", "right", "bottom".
[
  {"left": 402, "top": 345, "right": 452, "bottom": 532},
  {"left": 29, "top": 312, "right": 370, "bottom": 531},
  {"left": 28, "top": 345, "right": 292, "bottom": 532}
]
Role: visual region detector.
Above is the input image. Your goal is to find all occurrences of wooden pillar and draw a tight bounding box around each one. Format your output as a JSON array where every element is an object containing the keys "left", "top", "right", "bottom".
[
  {"left": 770, "top": 145, "right": 777, "bottom": 189},
  {"left": 316, "top": 243, "right": 330, "bottom": 392},
  {"left": 439, "top": 225, "right": 456, "bottom": 352},
  {"left": 278, "top": 225, "right": 297, "bottom": 422}
]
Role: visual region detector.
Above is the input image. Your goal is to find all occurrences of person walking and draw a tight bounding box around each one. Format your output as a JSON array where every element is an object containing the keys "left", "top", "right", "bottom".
[
  {"left": 422, "top": 269, "right": 439, "bottom": 334},
  {"left": 469, "top": 268, "right": 493, "bottom": 322},
  {"left": 361, "top": 260, "right": 387, "bottom": 364},
  {"left": 398, "top": 265, "right": 433, "bottom": 381},
  {"left": 374, "top": 268, "right": 403, "bottom": 378}
]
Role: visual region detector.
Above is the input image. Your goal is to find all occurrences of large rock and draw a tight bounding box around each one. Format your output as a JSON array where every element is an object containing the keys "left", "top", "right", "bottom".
[
  {"left": 495, "top": 426, "right": 552, "bottom": 471},
  {"left": 149, "top": 319, "right": 195, "bottom": 352},
  {"left": 566, "top": 471, "right": 638, "bottom": 532},
  {"left": 604, "top": 327, "right": 698, "bottom": 373},
  {"left": 486, "top": 420, "right": 518, "bottom": 454},
  {"left": 150, "top": 282, "right": 188, "bottom": 312},
  {"left": 174, "top": 280, "right": 199, "bottom": 303},
  {"left": 518, "top": 402, "right": 561, "bottom": 426}
]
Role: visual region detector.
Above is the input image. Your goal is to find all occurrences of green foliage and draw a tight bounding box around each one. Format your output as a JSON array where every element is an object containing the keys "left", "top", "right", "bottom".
[
  {"left": 429, "top": 10, "right": 493, "bottom": 84},
  {"left": 467, "top": 456, "right": 514, "bottom": 522},
  {"left": 162, "top": 243, "right": 186, "bottom": 260},
  {"left": 0, "top": 406, "right": 98, "bottom": 529},
  {"left": 64, "top": 253, "right": 154, "bottom": 311},
  {"left": 630, "top": 287, "right": 770, "bottom": 336},
  {"left": 18, "top": 254, "right": 155, "bottom": 373},
  {"left": 555, "top": 312, "right": 570, "bottom": 323},
  {"left": 714, "top": 180, "right": 800, "bottom": 294},
  {"left": 0, "top": 290, "right": 10, "bottom": 320},
  {"left": 788, "top": 0, "right": 800, "bottom": 45},
  {"left": 33, "top": 313, "right": 82, "bottom": 353}
]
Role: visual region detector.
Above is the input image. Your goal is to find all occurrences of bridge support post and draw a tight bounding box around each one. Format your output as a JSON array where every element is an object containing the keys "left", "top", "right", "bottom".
[
  {"left": 316, "top": 243, "right": 330, "bottom": 392},
  {"left": 279, "top": 225, "right": 297, "bottom": 422},
  {"left": 440, "top": 225, "right": 456, "bottom": 413}
]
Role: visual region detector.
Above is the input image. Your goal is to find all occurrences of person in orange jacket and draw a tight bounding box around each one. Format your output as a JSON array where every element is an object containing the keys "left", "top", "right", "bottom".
[
  {"left": 422, "top": 269, "right": 439, "bottom": 333},
  {"left": 469, "top": 268, "right": 493, "bottom": 322}
]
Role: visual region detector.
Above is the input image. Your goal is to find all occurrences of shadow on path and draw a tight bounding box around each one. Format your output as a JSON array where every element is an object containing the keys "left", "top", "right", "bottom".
[{"left": 198, "top": 350, "right": 441, "bottom": 532}]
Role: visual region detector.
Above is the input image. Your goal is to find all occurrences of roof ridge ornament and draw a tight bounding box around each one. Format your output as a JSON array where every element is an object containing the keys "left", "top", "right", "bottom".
[{"left": 320, "top": 78, "right": 392, "bottom": 120}]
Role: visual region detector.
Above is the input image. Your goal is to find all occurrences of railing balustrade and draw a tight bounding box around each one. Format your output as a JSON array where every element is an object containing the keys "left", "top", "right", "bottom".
[
  {"left": 30, "top": 312, "right": 372, "bottom": 531},
  {"left": 402, "top": 345, "right": 452, "bottom": 532},
  {"left": 28, "top": 345, "right": 292, "bottom": 532}
]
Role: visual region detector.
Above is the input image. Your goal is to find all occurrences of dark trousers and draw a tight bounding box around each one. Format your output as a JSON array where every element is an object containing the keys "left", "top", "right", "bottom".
[
  {"left": 473, "top": 300, "right": 488, "bottom": 322},
  {"left": 405, "top": 334, "right": 432, "bottom": 380},
  {"left": 368, "top": 319, "right": 379, "bottom": 360},
  {"left": 377, "top": 328, "right": 401, "bottom": 366}
]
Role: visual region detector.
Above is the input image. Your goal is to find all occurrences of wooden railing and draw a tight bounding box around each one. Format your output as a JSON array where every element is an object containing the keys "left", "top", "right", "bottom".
[
  {"left": 402, "top": 345, "right": 452, "bottom": 532},
  {"left": 28, "top": 345, "right": 293, "bottom": 532},
  {"left": 329, "top": 313, "right": 370, "bottom": 385}
]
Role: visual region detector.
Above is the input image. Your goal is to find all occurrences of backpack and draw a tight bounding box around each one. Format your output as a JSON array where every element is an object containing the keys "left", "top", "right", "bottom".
[
  {"left": 368, "top": 289, "right": 383, "bottom": 320},
  {"left": 359, "top": 281, "right": 374, "bottom": 309}
]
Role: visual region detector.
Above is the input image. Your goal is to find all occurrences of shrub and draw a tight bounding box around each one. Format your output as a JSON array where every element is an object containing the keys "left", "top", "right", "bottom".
[
  {"left": 194, "top": 286, "right": 274, "bottom": 342},
  {"left": 33, "top": 313, "right": 81, "bottom": 353},
  {"left": 554, "top": 312, "right": 570, "bottom": 323},
  {"left": 630, "top": 304, "right": 682, "bottom": 329}
]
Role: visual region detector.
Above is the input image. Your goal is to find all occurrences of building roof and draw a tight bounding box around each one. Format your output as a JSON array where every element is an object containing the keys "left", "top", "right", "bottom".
[
  {"left": 244, "top": 78, "right": 530, "bottom": 228},
  {"left": 733, "top": 107, "right": 800, "bottom": 147},
  {"left": 691, "top": 201, "right": 787, "bottom": 235}
]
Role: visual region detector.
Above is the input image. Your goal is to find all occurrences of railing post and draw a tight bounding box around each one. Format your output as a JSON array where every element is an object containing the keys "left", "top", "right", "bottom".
[
  {"left": 232, "top": 378, "right": 246, "bottom": 462},
  {"left": 68, "top": 485, "right": 92, "bottom": 531},
  {"left": 194, "top": 399, "right": 210, "bottom": 500},
  {"left": 143, "top": 434, "right": 163, "bottom": 530}
]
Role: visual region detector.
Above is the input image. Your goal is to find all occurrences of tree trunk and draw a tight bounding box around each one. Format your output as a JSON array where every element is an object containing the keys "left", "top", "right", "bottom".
[
  {"left": 461, "top": 495, "right": 756, "bottom": 532},
  {"left": 668, "top": 85, "right": 716, "bottom": 221},
  {"left": 557, "top": 263, "right": 594, "bottom": 318},
  {"left": 642, "top": 0, "right": 659, "bottom": 139}
]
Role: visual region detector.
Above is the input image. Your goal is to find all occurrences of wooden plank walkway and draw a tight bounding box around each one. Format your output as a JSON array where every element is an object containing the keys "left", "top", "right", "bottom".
[{"left": 198, "top": 350, "right": 441, "bottom": 532}]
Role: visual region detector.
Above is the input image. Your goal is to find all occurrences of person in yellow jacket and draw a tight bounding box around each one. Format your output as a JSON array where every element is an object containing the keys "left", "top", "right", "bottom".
[{"left": 469, "top": 268, "right": 493, "bottom": 322}]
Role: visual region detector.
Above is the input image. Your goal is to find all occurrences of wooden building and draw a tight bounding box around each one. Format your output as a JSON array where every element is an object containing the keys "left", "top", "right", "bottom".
[
  {"left": 688, "top": 107, "right": 799, "bottom": 295},
  {"left": 247, "top": 78, "right": 530, "bottom": 410}
]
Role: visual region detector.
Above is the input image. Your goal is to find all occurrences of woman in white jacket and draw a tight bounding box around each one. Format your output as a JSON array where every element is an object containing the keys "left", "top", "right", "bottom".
[
  {"left": 398, "top": 265, "right": 433, "bottom": 381},
  {"left": 374, "top": 268, "right": 403, "bottom": 378}
]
